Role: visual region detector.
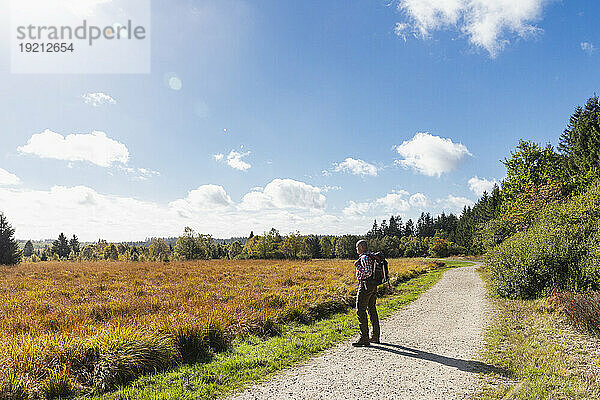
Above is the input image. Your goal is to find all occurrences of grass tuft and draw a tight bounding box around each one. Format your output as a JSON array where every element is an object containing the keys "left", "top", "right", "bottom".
[
  {"left": 92, "top": 329, "right": 180, "bottom": 392},
  {"left": 40, "top": 366, "right": 76, "bottom": 399},
  {"left": 0, "top": 370, "right": 28, "bottom": 400}
]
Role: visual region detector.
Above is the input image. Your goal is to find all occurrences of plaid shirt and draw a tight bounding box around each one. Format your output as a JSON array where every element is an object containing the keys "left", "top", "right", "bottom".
[{"left": 355, "top": 251, "right": 374, "bottom": 281}]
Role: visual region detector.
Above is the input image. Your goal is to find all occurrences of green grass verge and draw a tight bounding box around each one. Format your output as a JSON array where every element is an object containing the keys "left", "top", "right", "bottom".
[
  {"left": 88, "top": 268, "right": 451, "bottom": 400},
  {"left": 475, "top": 269, "right": 600, "bottom": 400}
]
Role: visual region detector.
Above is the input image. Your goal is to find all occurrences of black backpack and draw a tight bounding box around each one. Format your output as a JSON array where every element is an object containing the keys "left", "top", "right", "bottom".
[{"left": 367, "top": 252, "right": 389, "bottom": 285}]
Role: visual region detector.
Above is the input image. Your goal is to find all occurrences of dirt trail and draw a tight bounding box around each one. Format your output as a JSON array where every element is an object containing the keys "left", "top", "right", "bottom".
[{"left": 230, "top": 263, "right": 492, "bottom": 400}]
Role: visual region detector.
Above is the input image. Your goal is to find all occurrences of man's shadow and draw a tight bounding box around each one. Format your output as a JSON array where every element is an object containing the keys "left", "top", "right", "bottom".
[{"left": 369, "top": 343, "right": 510, "bottom": 377}]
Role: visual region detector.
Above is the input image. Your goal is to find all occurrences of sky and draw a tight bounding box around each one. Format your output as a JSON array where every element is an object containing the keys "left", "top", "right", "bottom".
[{"left": 0, "top": 0, "right": 599, "bottom": 241}]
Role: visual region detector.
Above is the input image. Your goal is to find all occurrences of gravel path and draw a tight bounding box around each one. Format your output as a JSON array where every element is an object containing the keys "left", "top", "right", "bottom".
[{"left": 230, "top": 263, "right": 492, "bottom": 400}]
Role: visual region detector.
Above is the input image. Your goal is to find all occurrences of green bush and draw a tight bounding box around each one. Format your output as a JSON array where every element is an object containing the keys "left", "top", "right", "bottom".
[{"left": 487, "top": 182, "right": 600, "bottom": 299}]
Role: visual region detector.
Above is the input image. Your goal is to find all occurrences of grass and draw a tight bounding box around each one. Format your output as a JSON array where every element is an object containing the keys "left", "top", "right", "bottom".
[
  {"left": 476, "top": 268, "right": 600, "bottom": 400},
  {"left": 0, "top": 257, "right": 446, "bottom": 399},
  {"left": 89, "top": 267, "right": 450, "bottom": 400}
]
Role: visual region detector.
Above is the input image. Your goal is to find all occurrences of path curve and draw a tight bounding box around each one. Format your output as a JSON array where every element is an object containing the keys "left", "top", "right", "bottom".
[{"left": 230, "top": 263, "right": 491, "bottom": 400}]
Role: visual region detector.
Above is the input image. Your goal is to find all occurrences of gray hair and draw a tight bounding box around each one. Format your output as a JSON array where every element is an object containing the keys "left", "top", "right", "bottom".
[{"left": 355, "top": 239, "right": 368, "bottom": 250}]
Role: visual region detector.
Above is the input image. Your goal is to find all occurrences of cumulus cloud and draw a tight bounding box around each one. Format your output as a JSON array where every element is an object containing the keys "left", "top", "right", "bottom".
[
  {"left": 169, "top": 185, "right": 233, "bottom": 216},
  {"left": 240, "top": 179, "right": 326, "bottom": 211},
  {"left": 118, "top": 166, "right": 160, "bottom": 181},
  {"left": 0, "top": 185, "right": 175, "bottom": 242},
  {"left": 18, "top": 129, "right": 129, "bottom": 167},
  {"left": 468, "top": 176, "right": 498, "bottom": 196},
  {"left": 343, "top": 190, "right": 421, "bottom": 216},
  {"left": 409, "top": 193, "right": 428, "bottom": 208},
  {"left": 376, "top": 192, "right": 411, "bottom": 212},
  {"left": 333, "top": 158, "right": 378, "bottom": 177},
  {"left": 214, "top": 150, "right": 251, "bottom": 171},
  {"left": 395, "top": 0, "right": 549, "bottom": 57},
  {"left": 394, "top": 132, "right": 472, "bottom": 177},
  {"left": 82, "top": 92, "right": 116, "bottom": 107},
  {"left": 0, "top": 179, "right": 338, "bottom": 241},
  {"left": 321, "top": 185, "right": 342, "bottom": 193},
  {"left": 581, "top": 41, "right": 596, "bottom": 55},
  {"left": 437, "top": 195, "right": 474, "bottom": 213},
  {"left": 0, "top": 169, "right": 21, "bottom": 186}
]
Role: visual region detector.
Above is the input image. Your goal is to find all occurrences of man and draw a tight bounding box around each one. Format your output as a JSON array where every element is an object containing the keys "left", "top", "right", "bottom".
[{"left": 352, "top": 239, "right": 380, "bottom": 347}]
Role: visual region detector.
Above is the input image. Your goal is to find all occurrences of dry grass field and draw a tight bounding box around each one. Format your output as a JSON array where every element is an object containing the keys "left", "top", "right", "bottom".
[{"left": 0, "top": 258, "right": 433, "bottom": 399}]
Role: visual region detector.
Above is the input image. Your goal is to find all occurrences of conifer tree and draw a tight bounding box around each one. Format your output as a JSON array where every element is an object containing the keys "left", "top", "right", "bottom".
[
  {"left": 0, "top": 213, "right": 21, "bottom": 265},
  {"left": 52, "top": 233, "right": 70, "bottom": 259},
  {"left": 69, "top": 235, "right": 80, "bottom": 254},
  {"left": 23, "top": 240, "right": 34, "bottom": 257}
]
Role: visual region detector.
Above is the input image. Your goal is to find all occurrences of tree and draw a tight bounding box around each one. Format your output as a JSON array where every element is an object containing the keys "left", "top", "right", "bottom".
[
  {"left": 281, "top": 231, "right": 303, "bottom": 259},
  {"left": 334, "top": 235, "right": 359, "bottom": 259},
  {"left": 0, "top": 213, "right": 21, "bottom": 265},
  {"left": 404, "top": 219, "right": 415, "bottom": 237},
  {"left": 501, "top": 140, "right": 567, "bottom": 207},
  {"left": 301, "top": 235, "right": 321, "bottom": 259},
  {"left": 149, "top": 238, "right": 171, "bottom": 261},
  {"left": 69, "top": 235, "right": 80, "bottom": 254},
  {"left": 319, "top": 236, "right": 334, "bottom": 258},
  {"left": 174, "top": 227, "right": 200, "bottom": 260},
  {"left": 559, "top": 95, "right": 600, "bottom": 181},
  {"left": 103, "top": 243, "right": 119, "bottom": 260},
  {"left": 23, "top": 240, "right": 34, "bottom": 257},
  {"left": 228, "top": 241, "right": 243, "bottom": 259},
  {"left": 52, "top": 233, "right": 70, "bottom": 259}
]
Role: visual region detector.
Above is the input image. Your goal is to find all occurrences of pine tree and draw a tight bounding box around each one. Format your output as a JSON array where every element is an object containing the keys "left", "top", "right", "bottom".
[
  {"left": 559, "top": 95, "right": 600, "bottom": 179},
  {"left": 23, "top": 240, "right": 34, "bottom": 257},
  {"left": 0, "top": 213, "right": 21, "bottom": 265},
  {"left": 69, "top": 235, "right": 80, "bottom": 254},
  {"left": 52, "top": 233, "right": 70, "bottom": 259},
  {"left": 404, "top": 219, "right": 415, "bottom": 236}
]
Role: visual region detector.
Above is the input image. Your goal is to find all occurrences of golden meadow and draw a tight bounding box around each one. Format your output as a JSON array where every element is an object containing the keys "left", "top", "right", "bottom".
[{"left": 0, "top": 258, "right": 433, "bottom": 398}]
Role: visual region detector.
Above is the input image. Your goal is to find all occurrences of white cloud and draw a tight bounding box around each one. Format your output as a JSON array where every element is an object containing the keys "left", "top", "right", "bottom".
[
  {"left": 409, "top": 193, "right": 428, "bottom": 208},
  {"left": 342, "top": 190, "right": 419, "bottom": 216},
  {"left": 169, "top": 185, "right": 234, "bottom": 216},
  {"left": 240, "top": 179, "right": 326, "bottom": 211},
  {"left": 0, "top": 169, "right": 21, "bottom": 186},
  {"left": 581, "top": 41, "right": 596, "bottom": 55},
  {"left": 18, "top": 129, "right": 129, "bottom": 167},
  {"left": 394, "top": 132, "right": 472, "bottom": 177},
  {"left": 468, "top": 176, "right": 498, "bottom": 196},
  {"left": 396, "top": 0, "right": 549, "bottom": 57},
  {"left": 322, "top": 185, "right": 342, "bottom": 193},
  {"left": 0, "top": 179, "right": 337, "bottom": 241},
  {"left": 118, "top": 166, "right": 160, "bottom": 181},
  {"left": 0, "top": 185, "right": 175, "bottom": 242},
  {"left": 343, "top": 200, "right": 374, "bottom": 217},
  {"left": 333, "top": 158, "right": 378, "bottom": 176},
  {"left": 376, "top": 192, "right": 411, "bottom": 212},
  {"left": 437, "top": 195, "right": 474, "bottom": 213},
  {"left": 82, "top": 92, "right": 116, "bottom": 107},
  {"left": 215, "top": 150, "right": 252, "bottom": 171}
]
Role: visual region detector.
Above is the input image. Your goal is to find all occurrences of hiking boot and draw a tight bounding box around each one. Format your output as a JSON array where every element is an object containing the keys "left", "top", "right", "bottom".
[
  {"left": 370, "top": 336, "right": 380, "bottom": 344},
  {"left": 352, "top": 338, "right": 370, "bottom": 347}
]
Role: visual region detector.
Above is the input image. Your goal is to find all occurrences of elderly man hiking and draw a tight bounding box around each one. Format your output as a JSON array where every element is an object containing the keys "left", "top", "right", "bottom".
[{"left": 352, "top": 239, "right": 380, "bottom": 347}]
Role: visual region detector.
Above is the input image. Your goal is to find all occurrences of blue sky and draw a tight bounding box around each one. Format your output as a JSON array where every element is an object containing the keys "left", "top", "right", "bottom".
[{"left": 0, "top": 0, "right": 599, "bottom": 241}]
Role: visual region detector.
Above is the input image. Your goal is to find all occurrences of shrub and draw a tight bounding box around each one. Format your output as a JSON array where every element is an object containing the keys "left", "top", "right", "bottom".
[
  {"left": 548, "top": 291, "right": 600, "bottom": 335},
  {"left": 487, "top": 182, "right": 600, "bottom": 299}
]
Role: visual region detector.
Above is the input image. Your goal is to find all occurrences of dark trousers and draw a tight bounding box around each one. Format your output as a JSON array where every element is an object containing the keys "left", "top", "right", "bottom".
[{"left": 356, "top": 280, "right": 380, "bottom": 340}]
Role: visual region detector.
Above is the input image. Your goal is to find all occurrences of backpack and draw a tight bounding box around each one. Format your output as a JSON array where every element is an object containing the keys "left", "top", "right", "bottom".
[{"left": 366, "top": 252, "right": 389, "bottom": 286}]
